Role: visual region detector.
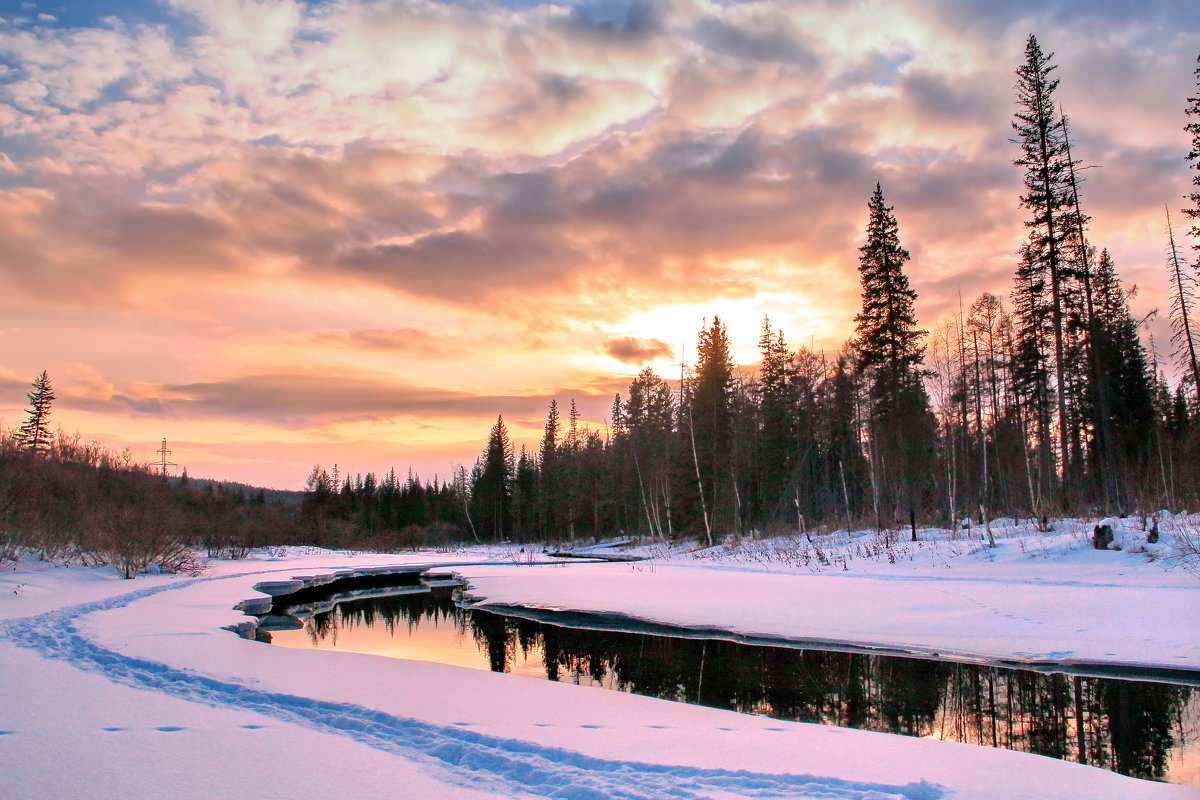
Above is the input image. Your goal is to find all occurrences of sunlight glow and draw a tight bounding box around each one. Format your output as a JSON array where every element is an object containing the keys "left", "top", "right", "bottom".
[{"left": 607, "top": 290, "right": 842, "bottom": 368}]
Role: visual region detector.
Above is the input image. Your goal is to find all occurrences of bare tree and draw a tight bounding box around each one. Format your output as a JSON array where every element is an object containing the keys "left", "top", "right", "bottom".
[{"left": 1166, "top": 207, "right": 1200, "bottom": 409}]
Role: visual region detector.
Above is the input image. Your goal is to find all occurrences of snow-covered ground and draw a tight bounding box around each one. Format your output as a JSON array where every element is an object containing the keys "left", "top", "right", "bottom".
[
  {"left": 467, "top": 518, "right": 1198, "bottom": 673},
  {"left": 1, "top": 517, "right": 1197, "bottom": 799}
]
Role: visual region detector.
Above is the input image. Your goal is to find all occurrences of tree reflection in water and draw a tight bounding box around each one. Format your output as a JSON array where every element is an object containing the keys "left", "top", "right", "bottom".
[{"left": 290, "top": 591, "right": 1197, "bottom": 785}]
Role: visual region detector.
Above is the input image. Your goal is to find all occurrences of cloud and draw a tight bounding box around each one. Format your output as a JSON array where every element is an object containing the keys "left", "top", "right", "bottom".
[
  {"left": 310, "top": 327, "right": 460, "bottom": 358},
  {"left": 602, "top": 336, "right": 673, "bottom": 364},
  {"left": 1, "top": 0, "right": 1196, "bottom": 486},
  {"left": 0, "top": 366, "right": 28, "bottom": 407},
  {"left": 51, "top": 371, "right": 614, "bottom": 430},
  {"left": 690, "top": 13, "right": 820, "bottom": 68},
  {"left": 551, "top": 0, "right": 664, "bottom": 43}
]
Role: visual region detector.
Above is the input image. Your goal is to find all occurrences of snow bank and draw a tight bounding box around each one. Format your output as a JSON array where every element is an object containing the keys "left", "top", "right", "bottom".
[{"left": 0, "top": 537, "right": 1195, "bottom": 799}]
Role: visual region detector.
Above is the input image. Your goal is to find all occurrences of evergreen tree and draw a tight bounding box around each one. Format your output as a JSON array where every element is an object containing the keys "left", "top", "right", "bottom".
[
  {"left": 1061, "top": 110, "right": 1114, "bottom": 505},
  {"left": 302, "top": 463, "right": 333, "bottom": 544},
  {"left": 1089, "top": 250, "right": 1155, "bottom": 504},
  {"left": 564, "top": 399, "right": 582, "bottom": 539},
  {"left": 18, "top": 370, "right": 55, "bottom": 456},
  {"left": 1011, "top": 240, "right": 1056, "bottom": 512},
  {"left": 623, "top": 367, "right": 675, "bottom": 538},
  {"left": 538, "top": 399, "right": 561, "bottom": 539},
  {"left": 1011, "top": 34, "right": 1080, "bottom": 509},
  {"left": 510, "top": 445, "right": 536, "bottom": 540},
  {"left": 757, "top": 317, "right": 798, "bottom": 527},
  {"left": 790, "top": 346, "right": 825, "bottom": 523},
  {"left": 687, "top": 317, "right": 735, "bottom": 541},
  {"left": 855, "top": 184, "right": 924, "bottom": 400},
  {"left": 578, "top": 428, "right": 608, "bottom": 537},
  {"left": 853, "top": 184, "right": 934, "bottom": 530},
  {"left": 825, "top": 348, "right": 869, "bottom": 525},
  {"left": 474, "top": 415, "right": 513, "bottom": 540},
  {"left": 1185, "top": 54, "right": 1200, "bottom": 246}
]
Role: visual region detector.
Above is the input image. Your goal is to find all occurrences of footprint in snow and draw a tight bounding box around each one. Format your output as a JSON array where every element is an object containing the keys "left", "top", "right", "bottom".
[
  {"left": 646, "top": 725, "right": 670, "bottom": 729},
  {"left": 451, "top": 722, "right": 474, "bottom": 727},
  {"left": 101, "top": 727, "right": 125, "bottom": 732},
  {"left": 0, "top": 730, "right": 13, "bottom": 735},
  {"left": 240, "top": 725, "right": 266, "bottom": 730},
  {"left": 155, "top": 726, "right": 185, "bottom": 732},
  {"left": 578, "top": 724, "right": 605, "bottom": 729}
]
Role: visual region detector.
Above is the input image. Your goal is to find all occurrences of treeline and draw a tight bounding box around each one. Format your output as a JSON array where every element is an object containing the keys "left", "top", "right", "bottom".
[
  {"left": 310, "top": 38, "right": 1200, "bottom": 545},
  {"left": 0, "top": 429, "right": 313, "bottom": 575},
  {"left": 7, "top": 38, "right": 1200, "bottom": 558}
]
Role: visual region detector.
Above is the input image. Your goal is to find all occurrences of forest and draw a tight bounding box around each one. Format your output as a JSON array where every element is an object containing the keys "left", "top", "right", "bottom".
[
  {"left": 4, "top": 36, "right": 1200, "bottom": 557},
  {"left": 304, "top": 37, "right": 1200, "bottom": 547}
]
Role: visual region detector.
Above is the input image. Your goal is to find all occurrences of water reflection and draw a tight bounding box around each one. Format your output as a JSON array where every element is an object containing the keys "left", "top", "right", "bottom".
[{"left": 267, "top": 590, "right": 1199, "bottom": 786}]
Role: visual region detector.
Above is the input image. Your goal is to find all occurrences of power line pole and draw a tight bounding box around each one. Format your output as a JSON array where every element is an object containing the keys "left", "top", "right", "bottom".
[{"left": 155, "top": 438, "right": 177, "bottom": 477}]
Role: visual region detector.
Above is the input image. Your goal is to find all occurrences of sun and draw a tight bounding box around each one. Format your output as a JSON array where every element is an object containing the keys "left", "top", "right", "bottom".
[{"left": 604, "top": 292, "right": 845, "bottom": 369}]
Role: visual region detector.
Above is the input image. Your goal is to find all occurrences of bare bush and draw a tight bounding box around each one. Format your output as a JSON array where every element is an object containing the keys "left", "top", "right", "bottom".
[
  {"left": 0, "top": 531, "right": 18, "bottom": 569},
  {"left": 1162, "top": 517, "right": 1200, "bottom": 576},
  {"left": 82, "top": 502, "right": 206, "bottom": 579},
  {"left": 352, "top": 522, "right": 464, "bottom": 553}
]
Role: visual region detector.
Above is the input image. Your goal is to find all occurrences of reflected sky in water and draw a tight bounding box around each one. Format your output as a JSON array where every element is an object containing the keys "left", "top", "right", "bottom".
[{"left": 267, "top": 589, "right": 1199, "bottom": 786}]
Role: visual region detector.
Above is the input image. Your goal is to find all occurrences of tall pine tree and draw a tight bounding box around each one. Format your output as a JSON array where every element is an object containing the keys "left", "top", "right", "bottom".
[
  {"left": 1011, "top": 34, "right": 1079, "bottom": 510},
  {"left": 474, "top": 415, "right": 513, "bottom": 540},
  {"left": 757, "top": 317, "right": 797, "bottom": 526},
  {"left": 538, "top": 400, "right": 561, "bottom": 539},
  {"left": 623, "top": 367, "right": 675, "bottom": 539},
  {"left": 1088, "top": 250, "right": 1154, "bottom": 504},
  {"left": 685, "top": 317, "right": 735, "bottom": 542},
  {"left": 854, "top": 184, "right": 934, "bottom": 531}
]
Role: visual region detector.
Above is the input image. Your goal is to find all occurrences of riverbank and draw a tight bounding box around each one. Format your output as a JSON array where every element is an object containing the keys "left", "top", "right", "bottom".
[{"left": 0, "top": 523, "right": 1195, "bottom": 799}]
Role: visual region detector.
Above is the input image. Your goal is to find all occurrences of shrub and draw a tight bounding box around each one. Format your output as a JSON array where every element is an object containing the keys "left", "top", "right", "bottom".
[{"left": 82, "top": 501, "right": 206, "bottom": 579}]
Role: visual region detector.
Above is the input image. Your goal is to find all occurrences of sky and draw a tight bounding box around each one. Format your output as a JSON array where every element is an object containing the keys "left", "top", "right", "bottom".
[{"left": 0, "top": 0, "right": 1197, "bottom": 489}]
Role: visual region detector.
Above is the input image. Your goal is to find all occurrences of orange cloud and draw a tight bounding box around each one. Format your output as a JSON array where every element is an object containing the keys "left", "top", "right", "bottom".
[
  {"left": 0, "top": 0, "right": 1193, "bottom": 486},
  {"left": 602, "top": 336, "right": 673, "bottom": 364}
]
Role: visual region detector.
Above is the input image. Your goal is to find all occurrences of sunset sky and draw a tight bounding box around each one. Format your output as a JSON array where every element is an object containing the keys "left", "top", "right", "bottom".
[{"left": 1, "top": 0, "right": 1197, "bottom": 489}]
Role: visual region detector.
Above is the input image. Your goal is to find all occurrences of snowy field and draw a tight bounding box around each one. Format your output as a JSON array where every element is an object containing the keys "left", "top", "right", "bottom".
[{"left": 1, "top": 517, "right": 1197, "bottom": 799}]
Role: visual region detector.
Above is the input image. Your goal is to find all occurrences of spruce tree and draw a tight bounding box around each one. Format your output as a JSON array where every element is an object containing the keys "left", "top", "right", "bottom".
[
  {"left": 1088, "top": 250, "right": 1154, "bottom": 497},
  {"left": 623, "top": 367, "right": 674, "bottom": 539},
  {"left": 565, "top": 399, "right": 582, "bottom": 538},
  {"left": 1185, "top": 54, "right": 1200, "bottom": 246},
  {"left": 18, "top": 370, "right": 55, "bottom": 456},
  {"left": 688, "top": 317, "right": 735, "bottom": 539},
  {"left": 853, "top": 184, "right": 934, "bottom": 530},
  {"left": 474, "top": 415, "right": 513, "bottom": 540},
  {"left": 825, "top": 347, "right": 869, "bottom": 525},
  {"left": 1011, "top": 34, "right": 1083, "bottom": 509},
  {"left": 538, "top": 400, "right": 560, "bottom": 539},
  {"left": 1011, "top": 240, "right": 1056, "bottom": 511},
  {"left": 855, "top": 184, "right": 924, "bottom": 397},
  {"left": 510, "top": 445, "right": 536, "bottom": 540},
  {"left": 757, "top": 317, "right": 798, "bottom": 526}
]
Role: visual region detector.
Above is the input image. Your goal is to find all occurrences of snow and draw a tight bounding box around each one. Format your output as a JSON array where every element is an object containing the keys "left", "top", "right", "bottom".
[
  {"left": 1, "top": 522, "right": 1197, "bottom": 800},
  {"left": 463, "top": 535, "right": 1198, "bottom": 673}
]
